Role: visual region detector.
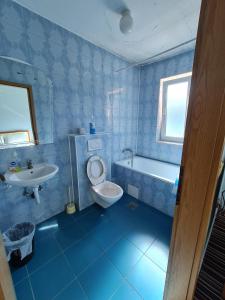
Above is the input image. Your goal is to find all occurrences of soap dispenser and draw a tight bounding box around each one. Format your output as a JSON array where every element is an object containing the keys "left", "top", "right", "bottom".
[{"left": 9, "top": 151, "right": 21, "bottom": 172}]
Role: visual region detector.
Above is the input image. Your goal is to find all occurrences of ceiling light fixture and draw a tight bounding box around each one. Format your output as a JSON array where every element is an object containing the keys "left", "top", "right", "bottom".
[{"left": 120, "top": 10, "right": 133, "bottom": 35}]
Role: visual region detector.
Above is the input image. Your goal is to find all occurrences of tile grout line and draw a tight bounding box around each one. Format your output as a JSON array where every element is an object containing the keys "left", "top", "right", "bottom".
[
  {"left": 26, "top": 210, "right": 112, "bottom": 283},
  {"left": 110, "top": 251, "right": 145, "bottom": 300},
  {"left": 50, "top": 277, "right": 77, "bottom": 300},
  {"left": 26, "top": 252, "right": 62, "bottom": 277},
  {"left": 124, "top": 235, "right": 157, "bottom": 255},
  {"left": 76, "top": 278, "right": 90, "bottom": 300},
  {"left": 53, "top": 232, "right": 78, "bottom": 278},
  {"left": 12, "top": 269, "right": 29, "bottom": 287},
  {"left": 27, "top": 231, "right": 78, "bottom": 300},
  {"left": 51, "top": 231, "right": 91, "bottom": 299},
  {"left": 61, "top": 234, "right": 128, "bottom": 297},
  {"left": 25, "top": 266, "right": 36, "bottom": 300},
  {"left": 50, "top": 231, "right": 92, "bottom": 300},
  {"left": 106, "top": 252, "right": 145, "bottom": 300},
  {"left": 108, "top": 277, "right": 144, "bottom": 300},
  {"left": 104, "top": 220, "right": 170, "bottom": 297},
  {"left": 143, "top": 253, "right": 167, "bottom": 274},
  {"left": 42, "top": 232, "right": 77, "bottom": 300},
  {"left": 101, "top": 216, "right": 164, "bottom": 298},
  {"left": 27, "top": 221, "right": 89, "bottom": 277}
]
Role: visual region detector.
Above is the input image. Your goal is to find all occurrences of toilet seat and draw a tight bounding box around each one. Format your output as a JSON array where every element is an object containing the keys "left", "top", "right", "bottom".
[
  {"left": 87, "top": 155, "right": 106, "bottom": 186},
  {"left": 92, "top": 181, "right": 123, "bottom": 201}
]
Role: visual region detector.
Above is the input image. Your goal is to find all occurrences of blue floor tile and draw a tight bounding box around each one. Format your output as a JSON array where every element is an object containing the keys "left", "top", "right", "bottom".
[
  {"left": 107, "top": 209, "right": 135, "bottom": 232},
  {"left": 27, "top": 236, "right": 61, "bottom": 273},
  {"left": 34, "top": 218, "right": 59, "bottom": 242},
  {"left": 54, "top": 279, "right": 88, "bottom": 300},
  {"left": 77, "top": 209, "right": 109, "bottom": 234},
  {"left": 127, "top": 256, "right": 166, "bottom": 300},
  {"left": 54, "top": 223, "right": 85, "bottom": 249},
  {"left": 91, "top": 222, "right": 124, "bottom": 250},
  {"left": 79, "top": 255, "right": 123, "bottom": 300},
  {"left": 73, "top": 204, "right": 104, "bottom": 221},
  {"left": 53, "top": 212, "right": 77, "bottom": 228},
  {"left": 64, "top": 236, "right": 102, "bottom": 276},
  {"left": 111, "top": 282, "right": 141, "bottom": 300},
  {"left": 146, "top": 239, "right": 170, "bottom": 271},
  {"left": 38, "top": 212, "right": 76, "bottom": 231},
  {"left": 125, "top": 223, "right": 155, "bottom": 253},
  {"left": 106, "top": 238, "right": 143, "bottom": 276},
  {"left": 156, "top": 228, "right": 172, "bottom": 246},
  {"left": 15, "top": 278, "right": 34, "bottom": 300},
  {"left": 10, "top": 264, "right": 27, "bottom": 285},
  {"left": 17, "top": 194, "right": 171, "bottom": 300},
  {"left": 30, "top": 254, "right": 74, "bottom": 300}
]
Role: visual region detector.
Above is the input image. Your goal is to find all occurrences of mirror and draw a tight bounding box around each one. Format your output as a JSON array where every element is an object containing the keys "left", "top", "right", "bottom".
[
  {"left": 0, "top": 81, "right": 38, "bottom": 148},
  {"left": 0, "top": 57, "right": 54, "bottom": 149}
]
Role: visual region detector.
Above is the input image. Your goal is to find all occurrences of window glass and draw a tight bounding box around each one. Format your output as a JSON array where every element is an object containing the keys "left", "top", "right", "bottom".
[
  {"left": 159, "top": 73, "right": 191, "bottom": 143},
  {"left": 166, "top": 81, "right": 188, "bottom": 138}
]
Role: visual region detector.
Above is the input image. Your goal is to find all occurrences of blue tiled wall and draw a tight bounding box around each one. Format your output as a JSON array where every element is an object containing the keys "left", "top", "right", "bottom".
[
  {"left": 137, "top": 51, "right": 194, "bottom": 164},
  {"left": 0, "top": 0, "right": 139, "bottom": 231}
]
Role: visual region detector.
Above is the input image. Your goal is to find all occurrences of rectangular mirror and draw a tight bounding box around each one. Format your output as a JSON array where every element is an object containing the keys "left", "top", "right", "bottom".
[{"left": 0, "top": 81, "right": 38, "bottom": 149}]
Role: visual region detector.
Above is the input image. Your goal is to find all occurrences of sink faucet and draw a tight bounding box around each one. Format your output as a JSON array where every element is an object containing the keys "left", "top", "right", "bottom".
[
  {"left": 0, "top": 174, "right": 5, "bottom": 182},
  {"left": 122, "top": 148, "right": 134, "bottom": 167},
  {"left": 27, "top": 159, "right": 33, "bottom": 169}
]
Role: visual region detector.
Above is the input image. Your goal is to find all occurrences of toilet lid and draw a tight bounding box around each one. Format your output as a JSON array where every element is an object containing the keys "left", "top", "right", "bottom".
[{"left": 87, "top": 155, "right": 106, "bottom": 185}]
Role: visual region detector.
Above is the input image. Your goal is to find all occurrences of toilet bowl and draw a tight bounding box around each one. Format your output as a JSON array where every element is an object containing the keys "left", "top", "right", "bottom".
[{"left": 87, "top": 155, "right": 123, "bottom": 208}]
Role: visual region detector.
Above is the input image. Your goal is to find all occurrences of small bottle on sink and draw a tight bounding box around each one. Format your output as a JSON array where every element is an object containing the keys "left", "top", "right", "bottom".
[{"left": 9, "top": 151, "right": 21, "bottom": 172}]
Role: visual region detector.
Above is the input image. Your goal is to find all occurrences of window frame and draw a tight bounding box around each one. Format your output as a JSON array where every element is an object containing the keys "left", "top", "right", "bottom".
[{"left": 158, "top": 72, "right": 192, "bottom": 144}]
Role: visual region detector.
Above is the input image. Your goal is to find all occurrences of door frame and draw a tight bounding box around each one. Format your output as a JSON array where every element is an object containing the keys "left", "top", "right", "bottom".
[{"left": 164, "top": 1, "right": 225, "bottom": 299}]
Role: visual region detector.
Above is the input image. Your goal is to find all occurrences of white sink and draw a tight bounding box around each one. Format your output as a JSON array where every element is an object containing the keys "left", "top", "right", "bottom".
[{"left": 5, "top": 163, "right": 59, "bottom": 187}]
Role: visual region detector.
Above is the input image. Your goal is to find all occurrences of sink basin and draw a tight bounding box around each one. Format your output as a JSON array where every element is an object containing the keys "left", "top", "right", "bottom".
[{"left": 5, "top": 163, "right": 59, "bottom": 187}]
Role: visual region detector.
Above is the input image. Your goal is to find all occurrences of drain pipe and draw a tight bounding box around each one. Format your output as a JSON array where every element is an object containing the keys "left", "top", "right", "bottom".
[
  {"left": 23, "top": 186, "right": 42, "bottom": 204},
  {"left": 33, "top": 187, "right": 40, "bottom": 204}
]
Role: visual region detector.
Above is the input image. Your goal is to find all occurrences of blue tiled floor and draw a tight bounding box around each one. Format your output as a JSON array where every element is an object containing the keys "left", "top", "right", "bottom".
[{"left": 11, "top": 194, "right": 173, "bottom": 300}]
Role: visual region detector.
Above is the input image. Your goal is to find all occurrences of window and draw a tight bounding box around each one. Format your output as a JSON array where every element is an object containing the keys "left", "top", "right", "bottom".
[{"left": 158, "top": 72, "right": 192, "bottom": 144}]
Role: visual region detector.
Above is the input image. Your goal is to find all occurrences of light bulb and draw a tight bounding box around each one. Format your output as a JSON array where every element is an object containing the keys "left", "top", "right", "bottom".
[{"left": 120, "top": 10, "right": 133, "bottom": 35}]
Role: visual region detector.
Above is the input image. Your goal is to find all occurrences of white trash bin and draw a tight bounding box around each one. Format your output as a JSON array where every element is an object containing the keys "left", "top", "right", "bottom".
[{"left": 3, "top": 222, "right": 35, "bottom": 267}]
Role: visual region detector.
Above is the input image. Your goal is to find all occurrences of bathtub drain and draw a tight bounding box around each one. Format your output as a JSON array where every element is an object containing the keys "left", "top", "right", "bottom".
[{"left": 127, "top": 201, "right": 139, "bottom": 210}]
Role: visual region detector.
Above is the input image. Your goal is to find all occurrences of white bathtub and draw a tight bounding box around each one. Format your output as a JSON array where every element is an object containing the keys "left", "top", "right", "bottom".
[{"left": 115, "top": 156, "right": 180, "bottom": 183}]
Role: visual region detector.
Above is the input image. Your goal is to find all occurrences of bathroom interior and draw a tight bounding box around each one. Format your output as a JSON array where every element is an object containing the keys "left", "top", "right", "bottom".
[{"left": 0, "top": 0, "right": 202, "bottom": 299}]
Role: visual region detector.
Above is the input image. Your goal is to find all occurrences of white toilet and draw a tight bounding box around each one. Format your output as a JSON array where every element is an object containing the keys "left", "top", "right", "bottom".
[{"left": 87, "top": 155, "right": 123, "bottom": 208}]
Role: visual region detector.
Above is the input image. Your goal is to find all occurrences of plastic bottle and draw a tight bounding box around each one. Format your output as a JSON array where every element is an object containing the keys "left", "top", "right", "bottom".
[
  {"left": 9, "top": 151, "right": 22, "bottom": 172},
  {"left": 89, "top": 115, "right": 96, "bottom": 134}
]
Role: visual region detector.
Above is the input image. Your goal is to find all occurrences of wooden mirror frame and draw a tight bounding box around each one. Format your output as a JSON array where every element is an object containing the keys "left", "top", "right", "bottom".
[{"left": 0, "top": 80, "right": 39, "bottom": 146}]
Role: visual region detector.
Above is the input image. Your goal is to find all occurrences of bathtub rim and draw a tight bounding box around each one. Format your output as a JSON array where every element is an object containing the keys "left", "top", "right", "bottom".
[{"left": 114, "top": 155, "right": 180, "bottom": 184}]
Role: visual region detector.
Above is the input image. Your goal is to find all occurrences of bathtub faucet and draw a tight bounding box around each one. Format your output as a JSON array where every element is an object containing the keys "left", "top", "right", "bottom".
[{"left": 122, "top": 148, "right": 134, "bottom": 167}]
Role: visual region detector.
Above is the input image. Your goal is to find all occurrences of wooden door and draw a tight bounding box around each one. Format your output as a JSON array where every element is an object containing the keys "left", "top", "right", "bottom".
[
  {"left": 0, "top": 234, "right": 16, "bottom": 300},
  {"left": 164, "top": 1, "right": 225, "bottom": 299}
]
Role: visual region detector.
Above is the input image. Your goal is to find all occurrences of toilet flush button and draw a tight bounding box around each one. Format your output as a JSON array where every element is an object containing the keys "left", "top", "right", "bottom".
[{"left": 88, "top": 138, "right": 103, "bottom": 151}]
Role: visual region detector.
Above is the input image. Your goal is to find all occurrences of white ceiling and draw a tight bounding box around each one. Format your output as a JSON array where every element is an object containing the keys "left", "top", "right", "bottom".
[{"left": 14, "top": 0, "right": 201, "bottom": 63}]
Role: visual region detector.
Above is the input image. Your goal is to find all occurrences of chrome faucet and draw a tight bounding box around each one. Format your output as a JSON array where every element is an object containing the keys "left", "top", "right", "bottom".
[
  {"left": 27, "top": 159, "right": 33, "bottom": 169},
  {"left": 122, "top": 148, "right": 134, "bottom": 167}
]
